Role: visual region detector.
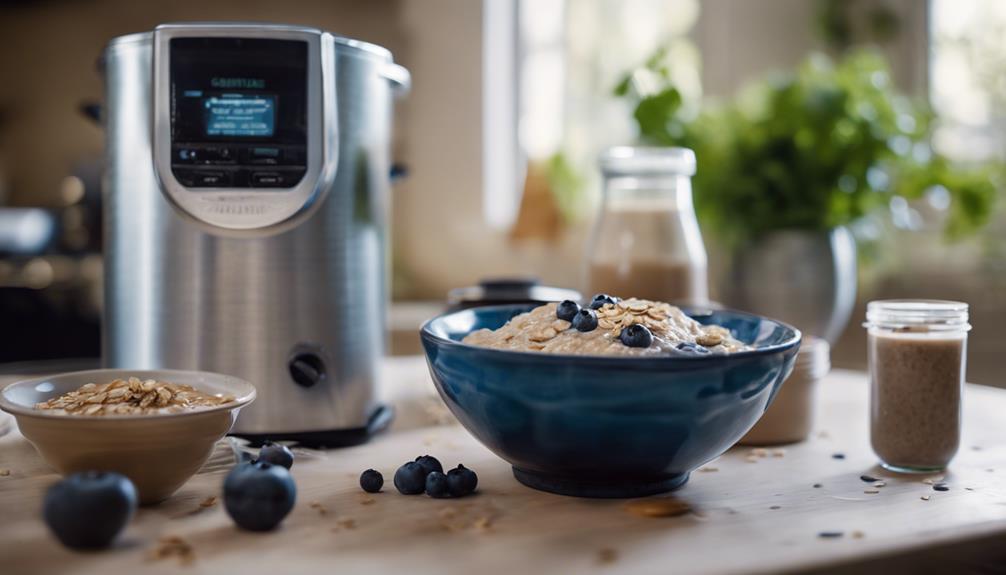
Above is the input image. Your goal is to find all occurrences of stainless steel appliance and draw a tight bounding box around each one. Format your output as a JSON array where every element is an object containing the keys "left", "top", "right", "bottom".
[{"left": 102, "top": 23, "right": 409, "bottom": 445}]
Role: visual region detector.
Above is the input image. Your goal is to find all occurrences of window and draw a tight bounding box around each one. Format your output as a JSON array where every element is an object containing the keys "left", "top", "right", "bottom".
[
  {"left": 930, "top": 0, "right": 1006, "bottom": 164},
  {"left": 484, "top": 0, "right": 701, "bottom": 227}
]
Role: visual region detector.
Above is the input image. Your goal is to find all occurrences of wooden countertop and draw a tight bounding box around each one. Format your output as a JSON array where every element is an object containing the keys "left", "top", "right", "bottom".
[{"left": 1, "top": 360, "right": 1005, "bottom": 574}]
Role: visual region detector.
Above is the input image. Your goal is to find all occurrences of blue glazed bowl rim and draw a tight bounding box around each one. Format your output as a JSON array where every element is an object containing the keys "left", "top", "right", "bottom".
[{"left": 421, "top": 303, "right": 802, "bottom": 366}]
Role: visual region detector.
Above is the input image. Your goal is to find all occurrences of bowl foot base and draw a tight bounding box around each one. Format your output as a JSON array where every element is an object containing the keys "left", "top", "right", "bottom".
[{"left": 512, "top": 467, "right": 689, "bottom": 498}]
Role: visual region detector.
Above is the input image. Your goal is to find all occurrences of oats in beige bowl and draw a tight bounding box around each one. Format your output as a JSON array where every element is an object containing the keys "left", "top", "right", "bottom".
[
  {"left": 0, "top": 369, "right": 255, "bottom": 504},
  {"left": 35, "top": 377, "right": 235, "bottom": 416}
]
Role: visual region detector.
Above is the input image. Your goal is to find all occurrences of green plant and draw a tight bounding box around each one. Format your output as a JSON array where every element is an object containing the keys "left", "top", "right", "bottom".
[{"left": 616, "top": 49, "right": 1000, "bottom": 244}]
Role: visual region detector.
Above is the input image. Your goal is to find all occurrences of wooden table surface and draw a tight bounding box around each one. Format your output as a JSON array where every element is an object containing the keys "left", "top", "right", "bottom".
[{"left": 1, "top": 360, "right": 1005, "bottom": 575}]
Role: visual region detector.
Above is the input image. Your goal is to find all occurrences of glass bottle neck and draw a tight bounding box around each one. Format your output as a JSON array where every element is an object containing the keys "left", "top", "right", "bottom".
[{"left": 601, "top": 174, "right": 696, "bottom": 212}]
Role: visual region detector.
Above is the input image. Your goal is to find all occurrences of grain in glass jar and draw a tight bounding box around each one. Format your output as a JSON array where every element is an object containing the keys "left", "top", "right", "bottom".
[{"left": 865, "top": 300, "right": 970, "bottom": 473}]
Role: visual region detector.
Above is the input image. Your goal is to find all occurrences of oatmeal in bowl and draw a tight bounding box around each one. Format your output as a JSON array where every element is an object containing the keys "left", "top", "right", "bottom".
[
  {"left": 0, "top": 369, "right": 255, "bottom": 503},
  {"left": 463, "top": 296, "right": 749, "bottom": 356}
]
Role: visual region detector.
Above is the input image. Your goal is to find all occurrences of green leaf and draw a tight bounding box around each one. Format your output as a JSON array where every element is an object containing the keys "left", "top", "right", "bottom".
[{"left": 633, "top": 88, "right": 683, "bottom": 145}]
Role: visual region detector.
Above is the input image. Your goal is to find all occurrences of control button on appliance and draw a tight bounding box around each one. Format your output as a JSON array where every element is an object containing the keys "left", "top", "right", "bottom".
[
  {"left": 176, "top": 148, "right": 200, "bottom": 163},
  {"left": 175, "top": 147, "right": 234, "bottom": 165},
  {"left": 251, "top": 171, "right": 285, "bottom": 187},
  {"left": 247, "top": 147, "right": 281, "bottom": 165},
  {"left": 196, "top": 171, "right": 231, "bottom": 187},
  {"left": 289, "top": 353, "right": 326, "bottom": 388}
]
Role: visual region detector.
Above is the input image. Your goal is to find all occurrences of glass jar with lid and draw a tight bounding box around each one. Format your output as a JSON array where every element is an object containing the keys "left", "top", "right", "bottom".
[
  {"left": 865, "top": 300, "right": 970, "bottom": 473},
  {"left": 585, "top": 146, "right": 708, "bottom": 305}
]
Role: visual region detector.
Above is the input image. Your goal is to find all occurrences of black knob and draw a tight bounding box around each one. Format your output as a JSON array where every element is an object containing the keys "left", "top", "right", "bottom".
[{"left": 289, "top": 353, "right": 326, "bottom": 388}]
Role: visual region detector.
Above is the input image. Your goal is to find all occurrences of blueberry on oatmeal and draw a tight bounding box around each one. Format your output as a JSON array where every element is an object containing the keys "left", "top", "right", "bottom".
[
  {"left": 589, "top": 293, "right": 619, "bottom": 310},
  {"left": 556, "top": 300, "right": 580, "bottom": 322},
  {"left": 619, "top": 324, "right": 653, "bottom": 348},
  {"left": 571, "top": 309, "right": 599, "bottom": 332}
]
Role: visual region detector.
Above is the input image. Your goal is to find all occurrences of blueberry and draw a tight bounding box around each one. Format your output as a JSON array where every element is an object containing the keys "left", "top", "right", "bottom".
[
  {"left": 556, "top": 300, "right": 580, "bottom": 322},
  {"left": 394, "top": 461, "right": 428, "bottom": 495},
  {"left": 359, "top": 469, "right": 384, "bottom": 493},
  {"left": 589, "top": 293, "right": 619, "bottom": 310},
  {"left": 414, "top": 455, "right": 443, "bottom": 476},
  {"left": 571, "top": 309, "right": 598, "bottom": 332},
  {"left": 257, "top": 441, "right": 294, "bottom": 469},
  {"left": 447, "top": 464, "right": 479, "bottom": 497},
  {"left": 675, "top": 341, "right": 711, "bottom": 355},
  {"left": 223, "top": 461, "right": 296, "bottom": 532},
  {"left": 619, "top": 324, "right": 653, "bottom": 348},
  {"left": 43, "top": 471, "right": 137, "bottom": 549},
  {"left": 425, "top": 471, "right": 451, "bottom": 498}
]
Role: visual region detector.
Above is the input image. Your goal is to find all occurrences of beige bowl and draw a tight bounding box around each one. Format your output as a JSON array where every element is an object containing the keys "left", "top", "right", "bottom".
[{"left": 0, "top": 369, "right": 255, "bottom": 504}]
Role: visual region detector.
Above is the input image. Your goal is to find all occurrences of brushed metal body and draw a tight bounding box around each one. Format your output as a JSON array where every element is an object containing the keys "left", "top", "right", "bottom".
[{"left": 103, "top": 25, "right": 407, "bottom": 434}]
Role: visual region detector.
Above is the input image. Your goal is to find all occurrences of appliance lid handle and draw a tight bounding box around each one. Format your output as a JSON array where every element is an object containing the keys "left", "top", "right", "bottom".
[{"left": 381, "top": 63, "right": 411, "bottom": 96}]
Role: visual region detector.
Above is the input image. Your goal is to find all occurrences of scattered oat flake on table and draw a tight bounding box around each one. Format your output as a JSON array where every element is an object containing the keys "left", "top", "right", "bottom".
[
  {"left": 873, "top": 482, "right": 886, "bottom": 488},
  {"left": 597, "top": 548, "right": 618, "bottom": 565},
  {"left": 751, "top": 448, "right": 769, "bottom": 458},
  {"left": 148, "top": 535, "right": 195, "bottom": 565},
  {"left": 851, "top": 531, "right": 865, "bottom": 539},
  {"left": 335, "top": 518, "right": 356, "bottom": 529},
  {"left": 310, "top": 501, "right": 328, "bottom": 516},
  {"left": 625, "top": 497, "right": 691, "bottom": 518},
  {"left": 0, "top": 469, "right": 10, "bottom": 477},
  {"left": 359, "top": 495, "right": 376, "bottom": 505},
  {"left": 473, "top": 515, "right": 494, "bottom": 533},
  {"left": 864, "top": 489, "right": 880, "bottom": 494},
  {"left": 771, "top": 449, "right": 786, "bottom": 458},
  {"left": 745, "top": 456, "right": 759, "bottom": 463},
  {"left": 923, "top": 479, "right": 935, "bottom": 485},
  {"left": 199, "top": 495, "right": 217, "bottom": 508},
  {"left": 921, "top": 495, "right": 931, "bottom": 501},
  {"left": 698, "top": 466, "right": 719, "bottom": 473}
]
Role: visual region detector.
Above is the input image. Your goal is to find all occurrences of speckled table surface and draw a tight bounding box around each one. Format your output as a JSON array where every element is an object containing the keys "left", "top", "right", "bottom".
[{"left": 1, "top": 362, "right": 1005, "bottom": 575}]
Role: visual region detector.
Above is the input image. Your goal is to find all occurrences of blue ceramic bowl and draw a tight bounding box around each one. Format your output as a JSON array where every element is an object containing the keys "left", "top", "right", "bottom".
[{"left": 421, "top": 304, "right": 801, "bottom": 498}]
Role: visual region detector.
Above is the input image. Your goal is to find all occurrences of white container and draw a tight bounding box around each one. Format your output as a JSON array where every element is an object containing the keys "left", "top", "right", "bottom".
[{"left": 739, "top": 337, "right": 830, "bottom": 446}]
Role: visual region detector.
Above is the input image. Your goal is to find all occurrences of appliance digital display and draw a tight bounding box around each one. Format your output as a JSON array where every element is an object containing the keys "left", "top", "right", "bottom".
[
  {"left": 169, "top": 37, "right": 308, "bottom": 188},
  {"left": 203, "top": 94, "right": 277, "bottom": 137}
]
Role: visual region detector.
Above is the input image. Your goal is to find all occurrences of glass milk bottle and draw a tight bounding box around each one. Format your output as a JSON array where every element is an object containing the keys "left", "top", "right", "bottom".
[{"left": 586, "top": 146, "right": 708, "bottom": 305}]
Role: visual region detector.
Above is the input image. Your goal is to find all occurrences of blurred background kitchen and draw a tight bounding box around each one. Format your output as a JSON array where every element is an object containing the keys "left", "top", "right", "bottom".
[{"left": 0, "top": 0, "right": 1002, "bottom": 383}]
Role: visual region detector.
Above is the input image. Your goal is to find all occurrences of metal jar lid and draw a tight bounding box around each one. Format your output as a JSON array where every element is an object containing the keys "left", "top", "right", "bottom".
[{"left": 447, "top": 278, "right": 582, "bottom": 312}]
